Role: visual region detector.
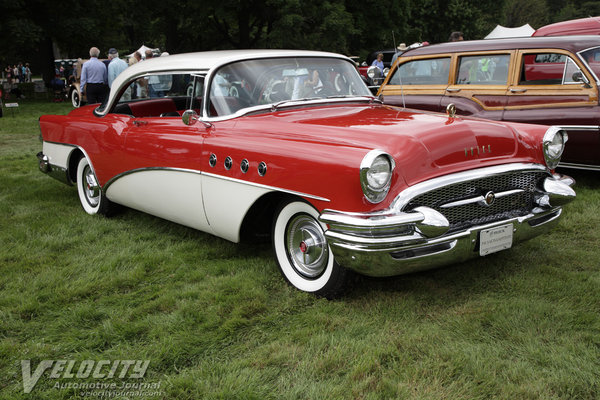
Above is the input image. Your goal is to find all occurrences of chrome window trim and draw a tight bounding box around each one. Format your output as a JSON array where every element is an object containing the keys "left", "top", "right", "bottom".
[
  {"left": 390, "top": 163, "right": 548, "bottom": 211},
  {"left": 101, "top": 167, "right": 330, "bottom": 202},
  {"left": 577, "top": 46, "right": 600, "bottom": 84},
  {"left": 96, "top": 69, "right": 210, "bottom": 117}
]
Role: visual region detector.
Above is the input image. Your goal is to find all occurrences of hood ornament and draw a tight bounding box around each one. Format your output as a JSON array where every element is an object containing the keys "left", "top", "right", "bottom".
[{"left": 446, "top": 103, "right": 456, "bottom": 118}]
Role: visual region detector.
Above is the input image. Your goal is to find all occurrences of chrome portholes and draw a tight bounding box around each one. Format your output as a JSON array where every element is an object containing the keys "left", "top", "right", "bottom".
[
  {"left": 224, "top": 156, "right": 233, "bottom": 170},
  {"left": 207, "top": 153, "right": 267, "bottom": 177},
  {"left": 240, "top": 159, "right": 249, "bottom": 173},
  {"left": 258, "top": 162, "right": 267, "bottom": 176}
]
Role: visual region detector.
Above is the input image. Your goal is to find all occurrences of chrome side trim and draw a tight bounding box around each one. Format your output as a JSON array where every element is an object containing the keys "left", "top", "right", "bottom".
[
  {"left": 390, "top": 163, "right": 548, "bottom": 211},
  {"left": 102, "top": 167, "right": 330, "bottom": 202},
  {"left": 201, "top": 171, "right": 330, "bottom": 202},
  {"left": 558, "top": 162, "right": 600, "bottom": 171},
  {"left": 557, "top": 125, "right": 600, "bottom": 132}
]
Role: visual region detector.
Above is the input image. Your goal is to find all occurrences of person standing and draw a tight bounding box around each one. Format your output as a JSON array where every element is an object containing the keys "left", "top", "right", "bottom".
[
  {"left": 80, "top": 47, "right": 108, "bottom": 104},
  {"left": 371, "top": 53, "right": 384, "bottom": 72},
  {"left": 107, "top": 48, "right": 130, "bottom": 100}
]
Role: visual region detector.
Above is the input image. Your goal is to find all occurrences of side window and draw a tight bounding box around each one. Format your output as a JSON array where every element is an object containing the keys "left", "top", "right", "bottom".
[
  {"left": 111, "top": 73, "right": 195, "bottom": 117},
  {"left": 390, "top": 57, "right": 450, "bottom": 85},
  {"left": 519, "top": 52, "right": 582, "bottom": 85},
  {"left": 456, "top": 54, "right": 510, "bottom": 85},
  {"left": 117, "top": 73, "right": 192, "bottom": 103}
]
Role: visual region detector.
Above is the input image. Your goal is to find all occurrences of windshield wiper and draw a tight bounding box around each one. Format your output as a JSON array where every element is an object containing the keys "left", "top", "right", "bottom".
[{"left": 271, "top": 97, "right": 321, "bottom": 111}]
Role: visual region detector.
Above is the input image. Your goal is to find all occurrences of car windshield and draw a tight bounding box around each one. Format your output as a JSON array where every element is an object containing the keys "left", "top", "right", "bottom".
[
  {"left": 207, "top": 57, "right": 371, "bottom": 117},
  {"left": 579, "top": 47, "right": 600, "bottom": 80}
]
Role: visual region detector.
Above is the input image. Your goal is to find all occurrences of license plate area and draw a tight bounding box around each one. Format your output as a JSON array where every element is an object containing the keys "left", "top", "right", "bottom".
[{"left": 479, "top": 223, "right": 513, "bottom": 256}]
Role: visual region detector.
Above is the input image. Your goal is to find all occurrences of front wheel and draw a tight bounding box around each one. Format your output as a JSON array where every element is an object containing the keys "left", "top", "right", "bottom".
[
  {"left": 76, "top": 157, "right": 115, "bottom": 216},
  {"left": 272, "top": 201, "right": 350, "bottom": 298}
]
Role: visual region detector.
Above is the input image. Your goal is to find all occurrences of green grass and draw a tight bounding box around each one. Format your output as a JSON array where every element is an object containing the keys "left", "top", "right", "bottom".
[{"left": 1, "top": 100, "right": 599, "bottom": 399}]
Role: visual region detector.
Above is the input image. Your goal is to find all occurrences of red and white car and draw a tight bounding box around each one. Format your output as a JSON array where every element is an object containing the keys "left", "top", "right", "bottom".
[{"left": 38, "top": 50, "right": 575, "bottom": 297}]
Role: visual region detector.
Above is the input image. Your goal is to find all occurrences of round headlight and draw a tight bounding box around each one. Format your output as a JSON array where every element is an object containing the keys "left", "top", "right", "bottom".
[
  {"left": 367, "top": 66, "right": 376, "bottom": 79},
  {"left": 543, "top": 127, "right": 568, "bottom": 169},
  {"left": 383, "top": 67, "right": 390, "bottom": 77},
  {"left": 360, "top": 150, "right": 395, "bottom": 203}
]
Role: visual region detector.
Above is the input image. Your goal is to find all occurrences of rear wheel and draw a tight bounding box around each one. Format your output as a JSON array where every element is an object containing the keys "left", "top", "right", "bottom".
[
  {"left": 272, "top": 200, "right": 350, "bottom": 298},
  {"left": 71, "top": 89, "right": 80, "bottom": 108},
  {"left": 76, "top": 157, "right": 115, "bottom": 216}
]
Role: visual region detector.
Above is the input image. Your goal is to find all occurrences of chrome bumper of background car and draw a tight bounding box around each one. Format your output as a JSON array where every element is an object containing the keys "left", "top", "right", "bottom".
[{"left": 320, "top": 174, "right": 575, "bottom": 277}]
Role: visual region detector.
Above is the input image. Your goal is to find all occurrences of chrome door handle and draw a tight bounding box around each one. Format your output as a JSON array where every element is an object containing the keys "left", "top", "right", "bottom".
[
  {"left": 446, "top": 88, "right": 461, "bottom": 93},
  {"left": 510, "top": 88, "right": 527, "bottom": 93},
  {"left": 133, "top": 120, "right": 148, "bottom": 126}
]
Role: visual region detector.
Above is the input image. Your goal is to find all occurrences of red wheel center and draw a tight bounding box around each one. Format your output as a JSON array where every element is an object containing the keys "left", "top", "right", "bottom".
[{"left": 299, "top": 241, "right": 308, "bottom": 253}]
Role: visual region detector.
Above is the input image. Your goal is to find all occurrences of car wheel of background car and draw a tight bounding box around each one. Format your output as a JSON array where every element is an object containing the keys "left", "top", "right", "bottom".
[
  {"left": 272, "top": 200, "right": 350, "bottom": 298},
  {"left": 71, "top": 89, "right": 80, "bottom": 108},
  {"left": 76, "top": 157, "right": 115, "bottom": 216}
]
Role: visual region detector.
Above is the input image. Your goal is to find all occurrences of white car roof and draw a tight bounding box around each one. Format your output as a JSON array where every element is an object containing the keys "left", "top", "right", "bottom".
[{"left": 102, "top": 49, "right": 351, "bottom": 114}]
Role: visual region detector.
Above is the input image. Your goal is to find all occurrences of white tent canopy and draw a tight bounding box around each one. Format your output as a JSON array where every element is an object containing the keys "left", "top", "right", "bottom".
[
  {"left": 128, "top": 45, "right": 160, "bottom": 59},
  {"left": 485, "top": 24, "right": 535, "bottom": 39}
]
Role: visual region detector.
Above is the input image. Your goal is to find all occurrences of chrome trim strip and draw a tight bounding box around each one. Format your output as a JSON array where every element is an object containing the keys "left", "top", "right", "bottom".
[
  {"left": 41, "top": 140, "right": 98, "bottom": 181},
  {"left": 320, "top": 210, "right": 424, "bottom": 228},
  {"left": 102, "top": 167, "right": 330, "bottom": 202},
  {"left": 201, "top": 171, "right": 330, "bottom": 202},
  {"left": 557, "top": 125, "right": 600, "bottom": 131},
  {"left": 558, "top": 162, "right": 600, "bottom": 171},
  {"left": 440, "top": 189, "right": 525, "bottom": 209},
  {"left": 390, "top": 163, "right": 548, "bottom": 211}
]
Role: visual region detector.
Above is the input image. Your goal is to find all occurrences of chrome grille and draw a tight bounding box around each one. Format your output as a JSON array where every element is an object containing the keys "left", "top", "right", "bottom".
[{"left": 403, "top": 170, "right": 550, "bottom": 233}]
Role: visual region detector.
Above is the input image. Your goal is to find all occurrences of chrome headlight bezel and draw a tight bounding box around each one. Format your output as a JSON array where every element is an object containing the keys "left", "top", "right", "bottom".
[
  {"left": 360, "top": 150, "right": 395, "bottom": 203},
  {"left": 543, "top": 126, "right": 568, "bottom": 169}
]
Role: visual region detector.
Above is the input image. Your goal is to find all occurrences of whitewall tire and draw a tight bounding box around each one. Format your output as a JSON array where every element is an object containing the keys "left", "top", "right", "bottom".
[
  {"left": 272, "top": 200, "right": 350, "bottom": 298},
  {"left": 76, "top": 157, "right": 113, "bottom": 216},
  {"left": 71, "top": 89, "right": 80, "bottom": 108}
]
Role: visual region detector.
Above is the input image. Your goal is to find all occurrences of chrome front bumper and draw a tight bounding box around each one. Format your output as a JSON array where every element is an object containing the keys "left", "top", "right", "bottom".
[{"left": 320, "top": 173, "right": 575, "bottom": 277}]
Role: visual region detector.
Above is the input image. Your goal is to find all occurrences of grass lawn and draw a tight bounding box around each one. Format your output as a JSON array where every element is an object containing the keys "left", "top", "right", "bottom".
[{"left": 0, "top": 100, "right": 599, "bottom": 399}]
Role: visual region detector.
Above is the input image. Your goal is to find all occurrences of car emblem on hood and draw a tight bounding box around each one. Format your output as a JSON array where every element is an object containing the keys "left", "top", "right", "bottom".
[{"left": 465, "top": 145, "right": 491, "bottom": 157}]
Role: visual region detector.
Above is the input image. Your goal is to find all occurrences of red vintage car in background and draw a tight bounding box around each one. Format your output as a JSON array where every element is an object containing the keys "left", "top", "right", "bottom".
[
  {"left": 37, "top": 50, "right": 575, "bottom": 297},
  {"left": 534, "top": 16, "right": 600, "bottom": 36}
]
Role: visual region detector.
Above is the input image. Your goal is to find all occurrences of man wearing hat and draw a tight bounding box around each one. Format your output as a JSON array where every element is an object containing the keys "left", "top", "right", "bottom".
[{"left": 107, "top": 48, "right": 129, "bottom": 99}]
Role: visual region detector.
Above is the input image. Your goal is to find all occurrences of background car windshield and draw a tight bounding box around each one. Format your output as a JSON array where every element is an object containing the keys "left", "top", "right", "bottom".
[
  {"left": 580, "top": 47, "right": 600, "bottom": 79},
  {"left": 208, "top": 57, "right": 370, "bottom": 117}
]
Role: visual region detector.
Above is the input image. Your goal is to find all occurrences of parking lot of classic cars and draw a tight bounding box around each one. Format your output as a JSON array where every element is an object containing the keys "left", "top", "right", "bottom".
[{"left": 38, "top": 49, "right": 575, "bottom": 297}]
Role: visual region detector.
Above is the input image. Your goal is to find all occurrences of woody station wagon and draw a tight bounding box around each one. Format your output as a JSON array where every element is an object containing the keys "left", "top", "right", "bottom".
[
  {"left": 379, "top": 36, "right": 600, "bottom": 170},
  {"left": 37, "top": 50, "right": 575, "bottom": 297}
]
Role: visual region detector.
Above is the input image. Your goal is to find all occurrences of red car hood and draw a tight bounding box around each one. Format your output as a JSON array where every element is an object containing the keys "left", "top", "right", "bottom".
[{"left": 247, "top": 103, "right": 531, "bottom": 186}]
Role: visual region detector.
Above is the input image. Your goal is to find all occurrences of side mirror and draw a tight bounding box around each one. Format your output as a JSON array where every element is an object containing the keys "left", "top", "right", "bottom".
[
  {"left": 182, "top": 109, "right": 199, "bottom": 126},
  {"left": 572, "top": 71, "right": 591, "bottom": 87}
]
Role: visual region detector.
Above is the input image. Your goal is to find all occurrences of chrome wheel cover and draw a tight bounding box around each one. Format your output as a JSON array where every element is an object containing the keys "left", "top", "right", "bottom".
[
  {"left": 82, "top": 165, "right": 99, "bottom": 207},
  {"left": 285, "top": 214, "right": 329, "bottom": 278}
]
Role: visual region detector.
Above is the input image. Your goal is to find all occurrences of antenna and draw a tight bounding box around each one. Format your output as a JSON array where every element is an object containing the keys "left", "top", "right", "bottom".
[{"left": 391, "top": 31, "right": 406, "bottom": 109}]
